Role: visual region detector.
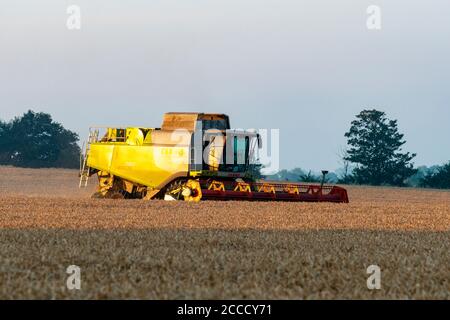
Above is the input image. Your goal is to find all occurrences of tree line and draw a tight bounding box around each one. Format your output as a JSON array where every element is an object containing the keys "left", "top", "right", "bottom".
[
  {"left": 267, "top": 109, "right": 449, "bottom": 189},
  {"left": 0, "top": 110, "right": 80, "bottom": 168},
  {"left": 267, "top": 164, "right": 450, "bottom": 189},
  {"left": 0, "top": 109, "right": 449, "bottom": 189}
]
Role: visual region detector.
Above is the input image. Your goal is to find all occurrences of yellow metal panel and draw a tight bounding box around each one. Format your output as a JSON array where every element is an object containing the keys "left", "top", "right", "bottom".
[
  {"left": 87, "top": 143, "right": 115, "bottom": 172},
  {"left": 87, "top": 142, "right": 189, "bottom": 189}
]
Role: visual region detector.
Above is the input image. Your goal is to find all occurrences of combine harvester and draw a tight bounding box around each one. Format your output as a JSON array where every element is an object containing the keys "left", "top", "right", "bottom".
[{"left": 79, "top": 112, "right": 348, "bottom": 203}]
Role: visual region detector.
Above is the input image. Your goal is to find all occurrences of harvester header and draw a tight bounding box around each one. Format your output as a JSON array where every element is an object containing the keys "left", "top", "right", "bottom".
[{"left": 79, "top": 112, "right": 349, "bottom": 203}]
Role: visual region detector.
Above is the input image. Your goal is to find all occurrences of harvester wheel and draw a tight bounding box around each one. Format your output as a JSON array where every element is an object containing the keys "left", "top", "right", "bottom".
[
  {"left": 183, "top": 179, "right": 202, "bottom": 202},
  {"left": 164, "top": 180, "right": 184, "bottom": 201},
  {"left": 105, "top": 190, "right": 125, "bottom": 199},
  {"left": 163, "top": 179, "right": 202, "bottom": 202},
  {"left": 91, "top": 191, "right": 106, "bottom": 199}
]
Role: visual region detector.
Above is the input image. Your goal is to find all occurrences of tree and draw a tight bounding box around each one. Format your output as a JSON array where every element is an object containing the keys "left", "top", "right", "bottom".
[
  {"left": 265, "top": 168, "right": 338, "bottom": 183},
  {"left": 405, "top": 165, "right": 431, "bottom": 187},
  {"left": 266, "top": 168, "right": 305, "bottom": 181},
  {"left": 344, "top": 109, "right": 417, "bottom": 186},
  {"left": 419, "top": 162, "right": 450, "bottom": 189},
  {"left": 337, "top": 147, "right": 355, "bottom": 184},
  {"left": 248, "top": 163, "right": 264, "bottom": 179},
  {"left": 0, "top": 110, "right": 80, "bottom": 168},
  {"left": 0, "top": 120, "right": 12, "bottom": 164},
  {"left": 299, "top": 170, "right": 322, "bottom": 183}
]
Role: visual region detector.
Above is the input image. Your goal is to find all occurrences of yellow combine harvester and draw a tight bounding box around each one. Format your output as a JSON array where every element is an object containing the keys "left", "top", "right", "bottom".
[{"left": 79, "top": 112, "right": 348, "bottom": 203}]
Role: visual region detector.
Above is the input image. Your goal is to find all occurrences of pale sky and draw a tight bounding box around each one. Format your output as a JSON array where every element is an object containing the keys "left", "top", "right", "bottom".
[{"left": 1, "top": 0, "right": 449, "bottom": 171}]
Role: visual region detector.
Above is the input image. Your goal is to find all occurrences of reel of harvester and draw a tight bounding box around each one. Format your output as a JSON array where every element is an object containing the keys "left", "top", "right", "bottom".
[
  {"left": 199, "top": 179, "right": 349, "bottom": 203},
  {"left": 162, "top": 177, "right": 349, "bottom": 203}
]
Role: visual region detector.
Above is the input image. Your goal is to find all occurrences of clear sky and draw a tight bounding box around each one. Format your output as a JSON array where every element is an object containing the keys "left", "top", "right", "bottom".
[{"left": 1, "top": 0, "right": 449, "bottom": 171}]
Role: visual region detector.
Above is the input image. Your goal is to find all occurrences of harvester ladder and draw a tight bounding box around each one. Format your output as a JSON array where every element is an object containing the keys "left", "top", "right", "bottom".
[{"left": 79, "top": 129, "right": 99, "bottom": 188}]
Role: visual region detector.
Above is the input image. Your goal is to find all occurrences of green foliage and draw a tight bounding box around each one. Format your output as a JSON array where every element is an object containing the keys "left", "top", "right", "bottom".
[
  {"left": 0, "top": 110, "right": 80, "bottom": 168},
  {"left": 265, "top": 168, "right": 338, "bottom": 183},
  {"left": 248, "top": 163, "right": 264, "bottom": 179},
  {"left": 266, "top": 167, "right": 306, "bottom": 181},
  {"left": 404, "top": 166, "right": 432, "bottom": 187},
  {"left": 337, "top": 172, "right": 355, "bottom": 184},
  {"left": 344, "top": 109, "right": 417, "bottom": 186},
  {"left": 299, "top": 170, "right": 322, "bottom": 183},
  {"left": 0, "top": 120, "right": 12, "bottom": 164},
  {"left": 336, "top": 148, "right": 355, "bottom": 184},
  {"left": 419, "top": 162, "right": 450, "bottom": 189}
]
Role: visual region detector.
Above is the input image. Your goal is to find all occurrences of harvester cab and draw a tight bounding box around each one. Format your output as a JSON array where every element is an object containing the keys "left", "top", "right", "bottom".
[{"left": 79, "top": 112, "right": 349, "bottom": 203}]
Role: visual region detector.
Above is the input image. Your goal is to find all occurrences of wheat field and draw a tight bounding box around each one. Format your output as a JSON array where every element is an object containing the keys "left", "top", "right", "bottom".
[{"left": 0, "top": 166, "right": 449, "bottom": 299}]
